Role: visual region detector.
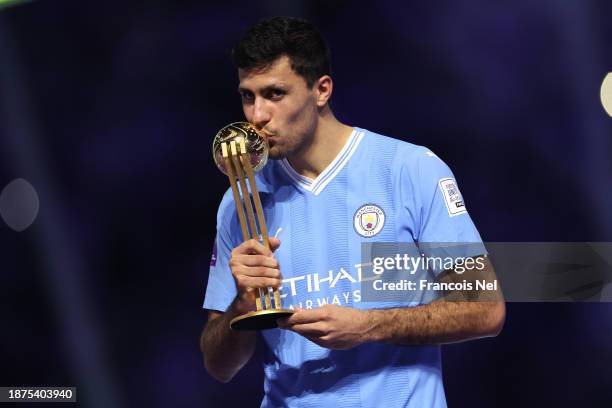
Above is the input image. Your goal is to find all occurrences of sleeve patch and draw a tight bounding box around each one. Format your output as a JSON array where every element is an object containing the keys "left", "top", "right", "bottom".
[{"left": 438, "top": 178, "right": 467, "bottom": 217}]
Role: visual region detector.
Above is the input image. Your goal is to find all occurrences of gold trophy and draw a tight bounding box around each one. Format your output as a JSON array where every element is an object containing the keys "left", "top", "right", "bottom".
[{"left": 212, "top": 122, "right": 294, "bottom": 330}]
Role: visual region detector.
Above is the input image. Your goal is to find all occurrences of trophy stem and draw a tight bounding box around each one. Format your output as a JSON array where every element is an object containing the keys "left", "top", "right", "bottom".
[
  {"left": 230, "top": 147, "right": 259, "bottom": 242},
  {"left": 221, "top": 142, "right": 264, "bottom": 311},
  {"left": 240, "top": 151, "right": 283, "bottom": 309},
  {"left": 229, "top": 141, "right": 272, "bottom": 310},
  {"left": 240, "top": 153, "right": 270, "bottom": 249},
  {"left": 220, "top": 138, "right": 293, "bottom": 330}
]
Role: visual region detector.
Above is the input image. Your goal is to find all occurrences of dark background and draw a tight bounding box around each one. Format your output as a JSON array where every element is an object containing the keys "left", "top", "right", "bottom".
[{"left": 1, "top": 0, "right": 611, "bottom": 407}]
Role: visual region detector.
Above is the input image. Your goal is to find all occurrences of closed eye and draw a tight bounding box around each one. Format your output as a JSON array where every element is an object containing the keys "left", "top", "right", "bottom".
[
  {"left": 264, "top": 87, "right": 287, "bottom": 101},
  {"left": 239, "top": 90, "right": 254, "bottom": 104}
]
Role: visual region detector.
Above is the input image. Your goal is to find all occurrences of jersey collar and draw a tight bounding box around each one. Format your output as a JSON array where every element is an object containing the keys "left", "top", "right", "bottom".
[{"left": 279, "top": 128, "right": 365, "bottom": 195}]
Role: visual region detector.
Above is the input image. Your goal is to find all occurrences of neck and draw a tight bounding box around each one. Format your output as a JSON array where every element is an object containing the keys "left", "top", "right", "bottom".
[{"left": 286, "top": 109, "right": 354, "bottom": 179}]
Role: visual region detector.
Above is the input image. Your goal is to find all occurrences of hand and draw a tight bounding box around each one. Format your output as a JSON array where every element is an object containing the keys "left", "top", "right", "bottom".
[
  {"left": 229, "top": 237, "right": 282, "bottom": 314},
  {"left": 278, "top": 304, "right": 372, "bottom": 349}
]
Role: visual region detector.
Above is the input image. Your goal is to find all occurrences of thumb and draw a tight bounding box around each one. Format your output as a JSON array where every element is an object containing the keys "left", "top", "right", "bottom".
[{"left": 269, "top": 236, "right": 281, "bottom": 252}]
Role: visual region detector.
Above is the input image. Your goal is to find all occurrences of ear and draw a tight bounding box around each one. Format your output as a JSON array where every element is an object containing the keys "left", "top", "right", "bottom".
[{"left": 314, "top": 75, "right": 333, "bottom": 107}]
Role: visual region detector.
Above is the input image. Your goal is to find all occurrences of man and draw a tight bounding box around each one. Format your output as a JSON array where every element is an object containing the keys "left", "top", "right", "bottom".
[{"left": 200, "top": 16, "right": 505, "bottom": 407}]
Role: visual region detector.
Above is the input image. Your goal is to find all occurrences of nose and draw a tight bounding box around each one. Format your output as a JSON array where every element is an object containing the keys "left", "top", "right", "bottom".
[{"left": 251, "top": 97, "right": 271, "bottom": 130}]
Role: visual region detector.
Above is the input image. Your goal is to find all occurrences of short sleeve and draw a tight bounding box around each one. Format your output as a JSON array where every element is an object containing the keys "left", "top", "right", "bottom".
[
  {"left": 401, "top": 148, "right": 487, "bottom": 275},
  {"left": 203, "top": 189, "right": 240, "bottom": 312}
]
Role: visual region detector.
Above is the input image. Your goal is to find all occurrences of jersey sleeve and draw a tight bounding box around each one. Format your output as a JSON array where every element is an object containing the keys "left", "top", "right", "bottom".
[
  {"left": 203, "top": 189, "right": 239, "bottom": 312},
  {"left": 400, "top": 147, "right": 487, "bottom": 276}
]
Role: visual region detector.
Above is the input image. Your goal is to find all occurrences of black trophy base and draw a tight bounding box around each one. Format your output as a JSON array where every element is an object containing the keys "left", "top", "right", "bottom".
[{"left": 230, "top": 309, "right": 295, "bottom": 331}]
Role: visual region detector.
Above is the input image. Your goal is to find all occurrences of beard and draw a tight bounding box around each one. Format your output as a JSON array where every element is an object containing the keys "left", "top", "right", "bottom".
[
  {"left": 262, "top": 130, "right": 286, "bottom": 160},
  {"left": 262, "top": 113, "right": 317, "bottom": 161},
  {"left": 267, "top": 144, "right": 285, "bottom": 160}
]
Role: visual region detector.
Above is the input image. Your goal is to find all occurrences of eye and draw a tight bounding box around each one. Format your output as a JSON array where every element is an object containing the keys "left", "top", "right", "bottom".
[
  {"left": 268, "top": 88, "right": 286, "bottom": 100},
  {"left": 240, "top": 90, "right": 254, "bottom": 103}
]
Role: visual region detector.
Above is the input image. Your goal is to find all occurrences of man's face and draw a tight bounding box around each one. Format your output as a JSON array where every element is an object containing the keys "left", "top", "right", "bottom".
[{"left": 238, "top": 55, "right": 319, "bottom": 159}]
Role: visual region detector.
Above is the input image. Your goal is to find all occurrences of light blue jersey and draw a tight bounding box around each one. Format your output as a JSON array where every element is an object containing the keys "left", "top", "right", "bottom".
[{"left": 204, "top": 128, "right": 486, "bottom": 407}]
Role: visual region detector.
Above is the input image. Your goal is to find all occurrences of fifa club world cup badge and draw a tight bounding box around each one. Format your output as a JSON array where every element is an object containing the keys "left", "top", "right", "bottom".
[
  {"left": 438, "top": 178, "right": 467, "bottom": 217},
  {"left": 354, "top": 204, "right": 385, "bottom": 237}
]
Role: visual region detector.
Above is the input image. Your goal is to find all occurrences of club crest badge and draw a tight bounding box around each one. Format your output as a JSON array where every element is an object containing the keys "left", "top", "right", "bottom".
[{"left": 354, "top": 204, "right": 385, "bottom": 237}]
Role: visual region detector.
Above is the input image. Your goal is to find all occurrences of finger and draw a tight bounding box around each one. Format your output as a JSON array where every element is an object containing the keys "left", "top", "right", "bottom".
[
  {"left": 283, "top": 308, "right": 326, "bottom": 325},
  {"left": 236, "top": 275, "right": 282, "bottom": 289},
  {"left": 238, "top": 266, "right": 281, "bottom": 279},
  {"left": 276, "top": 316, "right": 290, "bottom": 328},
  {"left": 236, "top": 254, "right": 279, "bottom": 269},
  {"left": 268, "top": 236, "right": 281, "bottom": 252},
  {"left": 277, "top": 308, "right": 302, "bottom": 328},
  {"left": 233, "top": 239, "right": 273, "bottom": 257},
  {"left": 285, "top": 321, "right": 329, "bottom": 336}
]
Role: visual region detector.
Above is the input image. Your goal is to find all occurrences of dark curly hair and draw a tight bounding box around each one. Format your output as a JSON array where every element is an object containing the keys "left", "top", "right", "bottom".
[{"left": 232, "top": 16, "right": 331, "bottom": 88}]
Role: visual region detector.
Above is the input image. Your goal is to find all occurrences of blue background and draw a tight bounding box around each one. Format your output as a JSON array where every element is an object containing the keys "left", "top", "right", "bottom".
[{"left": 1, "top": 1, "right": 611, "bottom": 407}]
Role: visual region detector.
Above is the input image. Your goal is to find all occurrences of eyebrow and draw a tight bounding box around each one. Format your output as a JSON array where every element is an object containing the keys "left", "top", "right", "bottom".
[{"left": 237, "top": 83, "right": 288, "bottom": 94}]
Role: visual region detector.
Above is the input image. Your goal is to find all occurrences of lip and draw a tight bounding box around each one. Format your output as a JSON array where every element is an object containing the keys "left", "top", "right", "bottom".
[{"left": 262, "top": 133, "right": 277, "bottom": 146}]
